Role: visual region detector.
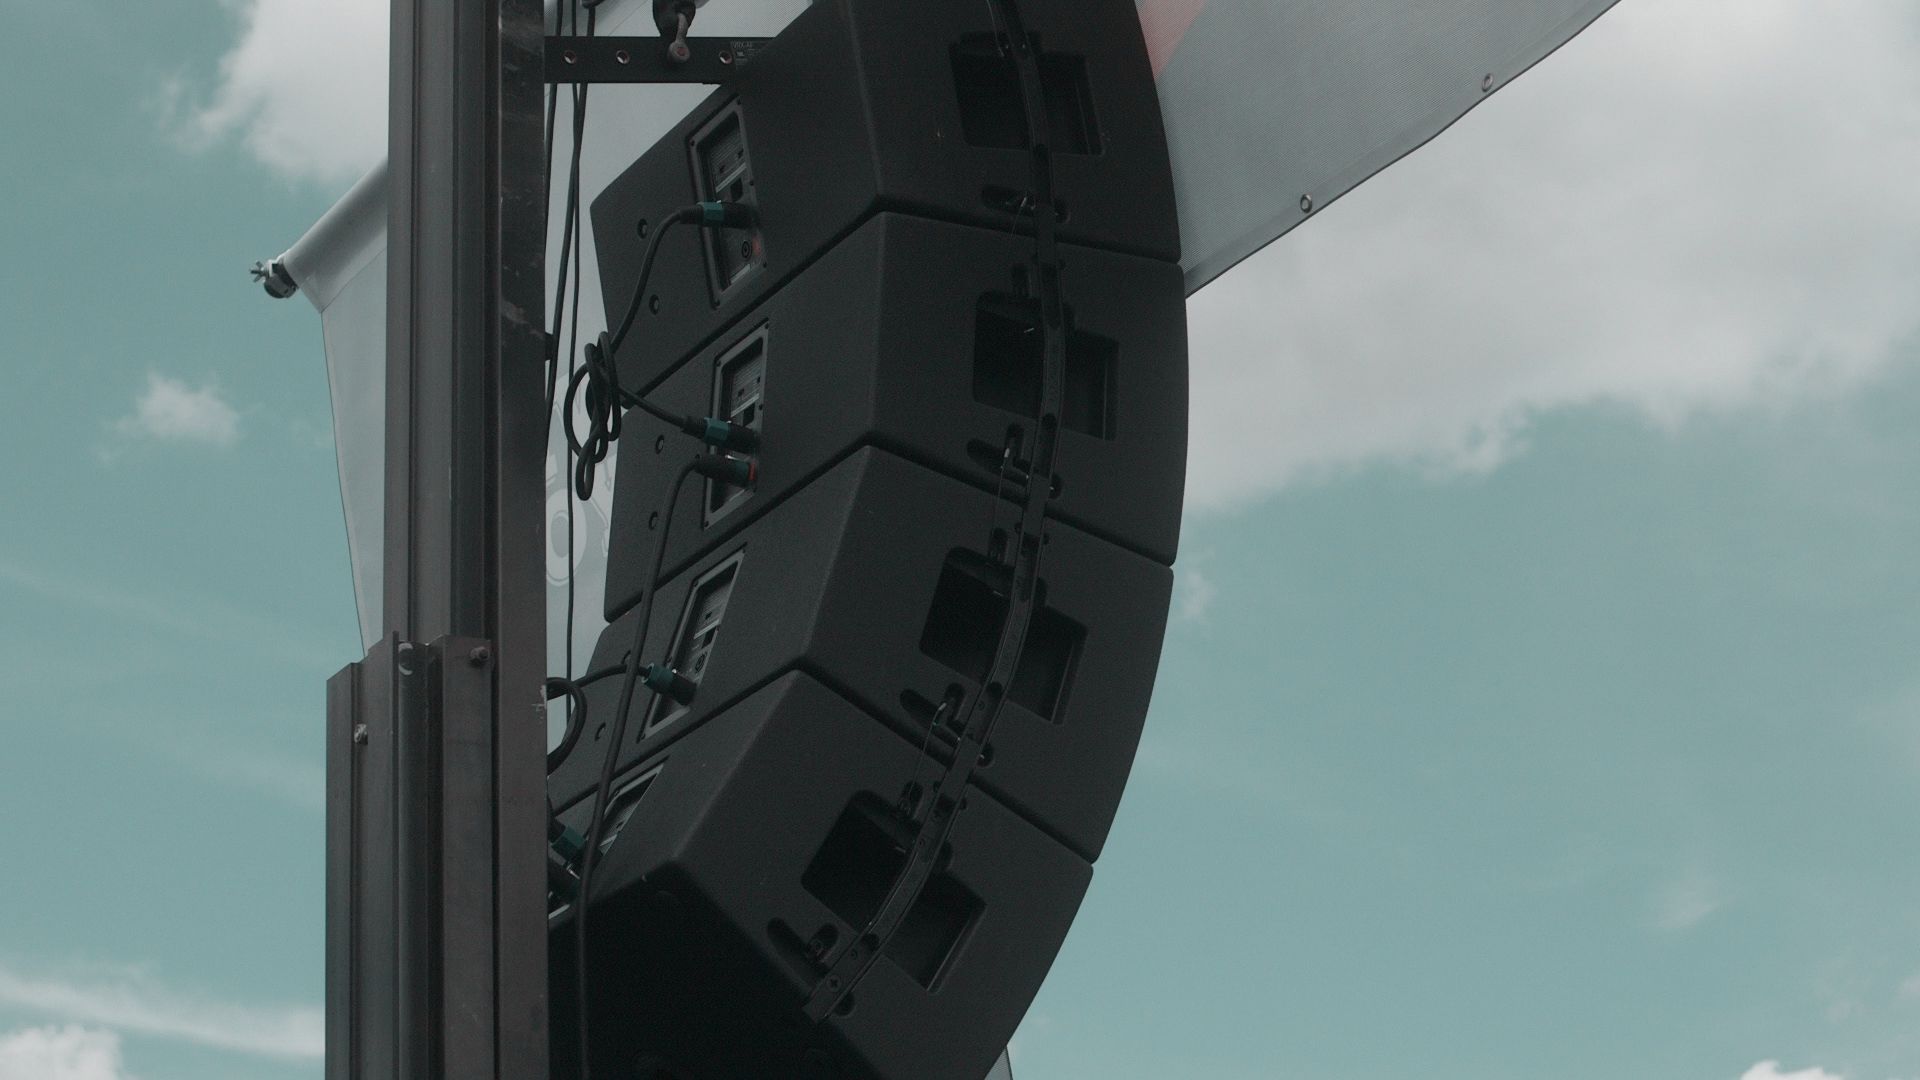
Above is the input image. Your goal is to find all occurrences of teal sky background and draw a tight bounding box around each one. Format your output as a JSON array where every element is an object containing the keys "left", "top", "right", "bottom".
[{"left": 2, "top": 2, "right": 1919, "bottom": 1079}]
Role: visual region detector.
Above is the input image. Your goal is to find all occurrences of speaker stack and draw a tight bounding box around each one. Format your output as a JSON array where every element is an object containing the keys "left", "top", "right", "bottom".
[{"left": 550, "top": 2, "right": 1185, "bottom": 1076}]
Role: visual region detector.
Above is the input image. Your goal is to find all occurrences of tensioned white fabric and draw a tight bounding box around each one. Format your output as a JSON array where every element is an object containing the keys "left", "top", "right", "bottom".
[
  {"left": 1139, "top": 0, "right": 1622, "bottom": 291},
  {"left": 281, "top": 163, "right": 387, "bottom": 650}
]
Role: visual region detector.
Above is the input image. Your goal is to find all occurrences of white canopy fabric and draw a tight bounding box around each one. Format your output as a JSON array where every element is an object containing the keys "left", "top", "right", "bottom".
[
  {"left": 1141, "top": 0, "right": 1622, "bottom": 290},
  {"left": 279, "top": 163, "right": 387, "bottom": 650}
]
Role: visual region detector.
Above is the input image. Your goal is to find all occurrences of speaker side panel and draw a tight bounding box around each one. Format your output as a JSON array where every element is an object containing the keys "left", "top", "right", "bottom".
[
  {"left": 552, "top": 672, "right": 1090, "bottom": 1080},
  {"left": 558, "top": 448, "right": 1170, "bottom": 861},
  {"left": 602, "top": 211, "right": 1188, "bottom": 621}
]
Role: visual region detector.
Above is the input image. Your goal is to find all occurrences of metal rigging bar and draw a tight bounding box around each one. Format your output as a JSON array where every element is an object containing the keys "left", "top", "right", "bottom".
[
  {"left": 801, "top": 0, "right": 1072, "bottom": 1023},
  {"left": 545, "top": 35, "right": 771, "bottom": 84}
]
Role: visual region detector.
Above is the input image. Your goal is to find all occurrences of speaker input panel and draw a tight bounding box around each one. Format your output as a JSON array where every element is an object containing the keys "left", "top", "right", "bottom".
[
  {"left": 690, "top": 102, "right": 765, "bottom": 300},
  {"left": 706, "top": 328, "right": 768, "bottom": 525},
  {"left": 647, "top": 551, "right": 745, "bottom": 735}
]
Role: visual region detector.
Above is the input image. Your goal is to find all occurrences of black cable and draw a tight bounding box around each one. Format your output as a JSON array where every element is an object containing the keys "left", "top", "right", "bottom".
[
  {"left": 562, "top": 334, "right": 622, "bottom": 502},
  {"left": 625, "top": 392, "right": 687, "bottom": 430},
  {"left": 541, "top": 1, "right": 561, "bottom": 216},
  {"left": 563, "top": 59, "right": 587, "bottom": 691},
  {"left": 562, "top": 208, "right": 693, "bottom": 502},
  {"left": 545, "top": 677, "right": 589, "bottom": 774},
  {"left": 564, "top": 202, "right": 764, "bottom": 502},
  {"left": 544, "top": 4, "right": 596, "bottom": 422},
  {"left": 544, "top": 1, "right": 598, "bottom": 792},
  {"left": 573, "top": 662, "right": 628, "bottom": 690},
  {"left": 572, "top": 457, "right": 705, "bottom": 1080},
  {"left": 607, "top": 204, "right": 701, "bottom": 357}
]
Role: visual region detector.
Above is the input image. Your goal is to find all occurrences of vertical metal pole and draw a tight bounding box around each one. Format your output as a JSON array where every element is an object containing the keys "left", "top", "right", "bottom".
[{"left": 373, "top": 0, "right": 550, "bottom": 1076}]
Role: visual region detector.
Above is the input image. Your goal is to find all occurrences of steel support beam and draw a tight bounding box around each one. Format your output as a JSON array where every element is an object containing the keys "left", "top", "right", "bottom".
[{"left": 325, "top": 0, "right": 548, "bottom": 1076}]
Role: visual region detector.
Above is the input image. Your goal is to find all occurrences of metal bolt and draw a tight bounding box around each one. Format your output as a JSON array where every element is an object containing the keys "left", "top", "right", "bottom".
[
  {"left": 615, "top": 49, "right": 632, "bottom": 65},
  {"left": 648, "top": 294, "right": 662, "bottom": 314},
  {"left": 468, "top": 645, "right": 492, "bottom": 666},
  {"left": 1482, "top": 73, "right": 1495, "bottom": 92},
  {"left": 562, "top": 49, "right": 578, "bottom": 65},
  {"left": 1299, "top": 194, "right": 1313, "bottom": 213},
  {"left": 719, "top": 48, "right": 735, "bottom": 65},
  {"left": 353, "top": 723, "right": 369, "bottom": 746}
]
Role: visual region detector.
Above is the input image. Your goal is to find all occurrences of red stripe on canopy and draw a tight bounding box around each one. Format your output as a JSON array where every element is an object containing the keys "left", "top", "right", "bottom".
[{"left": 1138, "top": 0, "right": 1207, "bottom": 76}]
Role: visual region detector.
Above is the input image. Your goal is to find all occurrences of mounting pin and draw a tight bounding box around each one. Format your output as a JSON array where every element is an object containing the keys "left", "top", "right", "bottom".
[{"left": 668, "top": 12, "right": 693, "bottom": 64}]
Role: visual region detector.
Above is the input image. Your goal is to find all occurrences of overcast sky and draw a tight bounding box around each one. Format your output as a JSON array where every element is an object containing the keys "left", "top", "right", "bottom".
[{"left": 2, "top": 1, "right": 1919, "bottom": 1078}]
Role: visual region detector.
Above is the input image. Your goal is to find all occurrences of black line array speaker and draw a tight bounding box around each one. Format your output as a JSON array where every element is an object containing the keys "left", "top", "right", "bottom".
[
  {"left": 552, "top": 672, "right": 1091, "bottom": 1079},
  {"left": 556, "top": 447, "right": 1172, "bottom": 860},
  {"left": 590, "top": 0, "right": 1177, "bottom": 394},
  {"left": 556, "top": 1, "right": 1184, "bottom": 1077},
  {"left": 597, "top": 210, "right": 1189, "bottom": 616}
]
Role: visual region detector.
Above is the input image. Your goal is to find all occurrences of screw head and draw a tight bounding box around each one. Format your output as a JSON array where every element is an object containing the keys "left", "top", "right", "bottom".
[
  {"left": 353, "top": 723, "right": 369, "bottom": 746},
  {"left": 615, "top": 49, "right": 632, "bottom": 65},
  {"left": 719, "top": 49, "right": 735, "bottom": 65},
  {"left": 468, "top": 645, "right": 492, "bottom": 667},
  {"left": 1299, "top": 194, "right": 1314, "bottom": 213},
  {"left": 1482, "top": 73, "right": 1495, "bottom": 92}
]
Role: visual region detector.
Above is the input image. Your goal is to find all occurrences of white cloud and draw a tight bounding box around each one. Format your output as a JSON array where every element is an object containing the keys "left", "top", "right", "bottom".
[
  {"left": 114, "top": 374, "right": 240, "bottom": 447},
  {"left": 1652, "top": 867, "right": 1725, "bottom": 931},
  {"left": 188, "top": 0, "right": 388, "bottom": 184},
  {"left": 1172, "top": 560, "right": 1217, "bottom": 622},
  {"left": 1185, "top": 0, "right": 1920, "bottom": 510},
  {"left": 1742, "top": 1063, "right": 1845, "bottom": 1080},
  {"left": 0, "top": 1027, "right": 134, "bottom": 1080},
  {"left": 0, "top": 965, "right": 321, "bottom": 1061},
  {"left": 0, "top": 549, "right": 337, "bottom": 671}
]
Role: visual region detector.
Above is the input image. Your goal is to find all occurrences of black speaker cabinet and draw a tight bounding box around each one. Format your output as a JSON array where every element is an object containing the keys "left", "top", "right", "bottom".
[
  {"left": 601, "top": 210, "right": 1187, "bottom": 623},
  {"left": 549, "top": 672, "right": 1089, "bottom": 1080},
  {"left": 590, "top": 0, "right": 1178, "bottom": 394},
  {"left": 559, "top": 1, "right": 1188, "bottom": 1072},
  {"left": 554, "top": 447, "right": 1170, "bottom": 862}
]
